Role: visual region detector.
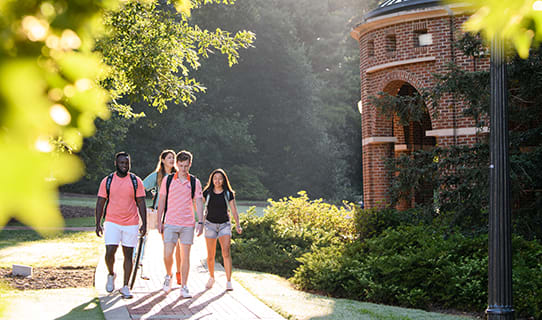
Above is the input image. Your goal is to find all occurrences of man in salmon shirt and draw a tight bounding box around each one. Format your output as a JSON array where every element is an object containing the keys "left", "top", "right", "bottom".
[
  {"left": 95, "top": 152, "right": 147, "bottom": 299},
  {"left": 157, "top": 150, "right": 204, "bottom": 298}
]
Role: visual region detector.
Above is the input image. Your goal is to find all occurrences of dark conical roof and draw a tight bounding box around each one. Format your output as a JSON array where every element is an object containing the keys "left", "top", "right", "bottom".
[{"left": 365, "top": 0, "right": 441, "bottom": 20}]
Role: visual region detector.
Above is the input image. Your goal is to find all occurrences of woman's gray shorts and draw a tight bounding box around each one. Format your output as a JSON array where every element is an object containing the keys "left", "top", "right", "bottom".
[{"left": 204, "top": 221, "right": 232, "bottom": 239}]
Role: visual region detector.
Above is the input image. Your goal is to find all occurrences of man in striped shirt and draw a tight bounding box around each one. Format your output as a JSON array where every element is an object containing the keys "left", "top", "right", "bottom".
[{"left": 157, "top": 150, "right": 204, "bottom": 298}]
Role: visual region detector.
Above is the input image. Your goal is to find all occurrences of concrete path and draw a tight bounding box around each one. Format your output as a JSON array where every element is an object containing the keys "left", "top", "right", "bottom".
[{"left": 95, "top": 229, "right": 285, "bottom": 320}]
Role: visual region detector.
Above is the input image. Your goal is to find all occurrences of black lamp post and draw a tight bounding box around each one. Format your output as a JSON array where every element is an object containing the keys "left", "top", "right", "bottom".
[{"left": 486, "top": 34, "right": 514, "bottom": 320}]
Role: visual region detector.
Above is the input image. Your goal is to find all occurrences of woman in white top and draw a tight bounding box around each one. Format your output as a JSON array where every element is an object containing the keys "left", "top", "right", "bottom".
[
  {"left": 142, "top": 149, "right": 182, "bottom": 284},
  {"left": 202, "top": 168, "right": 242, "bottom": 290}
]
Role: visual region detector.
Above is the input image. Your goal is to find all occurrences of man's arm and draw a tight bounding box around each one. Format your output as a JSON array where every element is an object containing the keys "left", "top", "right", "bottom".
[
  {"left": 95, "top": 197, "right": 107, "bottom": 237},
  {"left": 136, "top": 196, "right": 147, "bottom": 236}
]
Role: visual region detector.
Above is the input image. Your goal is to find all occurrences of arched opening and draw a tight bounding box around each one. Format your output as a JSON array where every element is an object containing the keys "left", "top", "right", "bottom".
[{"left": 380, "top": 81, "right": 436, "bottom": 208}]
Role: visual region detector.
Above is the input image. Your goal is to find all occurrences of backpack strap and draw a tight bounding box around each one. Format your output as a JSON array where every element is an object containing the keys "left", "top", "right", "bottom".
[
  {"left": 162, "top": 174, "right": 175, "bottom": 224},
  {"left": 189, "top": 174, "right": 196, "bottom": 199},
  {"left": 224, "top": 190, "right": 232, "bottom": 213},
  {"left": 203, "top": 192, "right": 211, "bottom": 222},
  {"left": 129, "top": 173, "right": 138, "bottom": 200},
  {"left": 104, "top": 172, "right": 138, "bottom": 221},
  {"left": 151, "top": 173, "right": 158, "bottom": 209}
]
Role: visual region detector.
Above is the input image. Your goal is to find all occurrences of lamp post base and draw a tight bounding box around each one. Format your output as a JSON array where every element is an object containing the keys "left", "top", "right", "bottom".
[{"left": 486, "top": 305, "right": 514, "bottom": 320}]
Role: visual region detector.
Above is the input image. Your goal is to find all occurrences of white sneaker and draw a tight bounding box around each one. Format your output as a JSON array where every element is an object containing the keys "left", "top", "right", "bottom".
[
  {"left": 119, "top": 285, "right": 133, "bottom": 299},
  {"left": 181, "top": 286, "right": 192, "bottom": 298},
  {"left": 106, "top": 273, "right": 116, "bottom": 293},
  {"left": 163, "top": 275, "right": 172, "bottom": 293},
  {"left": 226, "top": 281, "right": 233, "bottom": 291},
  {"left": 205, "top": 277, "right": 215, "bottom": 289}
]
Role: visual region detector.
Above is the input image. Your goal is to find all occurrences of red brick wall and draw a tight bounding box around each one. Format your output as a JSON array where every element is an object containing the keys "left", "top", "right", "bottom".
[{"left": 356, "top": 12, "right": 490, "bottom": 208}]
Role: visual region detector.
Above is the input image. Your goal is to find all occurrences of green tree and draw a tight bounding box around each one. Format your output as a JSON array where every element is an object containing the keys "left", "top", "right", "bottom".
[
  {"left": 189, "top": 0, "right": 372, "bottom": 200},
  {"left": 96, "top": 0, "right": 255, "bottom": 116}
]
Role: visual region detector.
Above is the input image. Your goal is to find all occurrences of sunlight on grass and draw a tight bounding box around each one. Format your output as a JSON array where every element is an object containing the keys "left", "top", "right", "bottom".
[
  {"left": 0, "top": 231, "right": 101, "bottom": 268},
  {"left": 0, "top": 230, "right": 103, "bottom": 319},
  {"left": 59, "top": 198, "right": 96, "bottom": 208},
  {"left": 233, "top": 269, "right": 474, "bottom": 320},
  {"left": 1, "top": 288, "right": 104, "bottom": 320},
  {"left": 63, "top": 217, "right": 95, "bottom": 227}
]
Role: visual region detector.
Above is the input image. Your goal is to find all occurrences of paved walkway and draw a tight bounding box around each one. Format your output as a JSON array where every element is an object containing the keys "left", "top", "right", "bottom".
[{"left": 95, "top": 229, "right": 285, "bottom": 320}]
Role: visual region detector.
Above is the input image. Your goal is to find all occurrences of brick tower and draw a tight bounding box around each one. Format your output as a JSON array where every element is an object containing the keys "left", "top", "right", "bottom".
[{"left": 350, "top": 0, "right": 489, "bottom": 208}]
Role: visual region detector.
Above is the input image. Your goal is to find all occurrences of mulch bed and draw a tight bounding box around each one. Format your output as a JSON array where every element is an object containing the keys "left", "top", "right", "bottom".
[
  {"left": 60, "top": 205, "right": 94, "bottom": 219},
  {"left": 2, "top": 202, "right": 96, "bottom": 290},
  {"left": 0, "top": 266, "right": 95, "bottom": 290}
]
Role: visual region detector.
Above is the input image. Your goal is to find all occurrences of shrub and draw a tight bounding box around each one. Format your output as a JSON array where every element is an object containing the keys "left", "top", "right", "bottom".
[
  {"left": 266, "top": 191, "right": 356, "bottom": 246},
  {"left": 230, "top": 209, "right": 311, "bottom": 277},
  {"left": 291, "top": 222, "right": 542, "bottom": 317},
  {"left": 231, "top": 192, "right": 356, "bottom": 277},
  {"left": 354, "top": 205, "right": 411, "bottom": 240}
]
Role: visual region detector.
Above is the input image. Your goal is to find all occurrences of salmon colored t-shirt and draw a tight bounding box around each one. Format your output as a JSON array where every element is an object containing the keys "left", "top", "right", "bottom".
[
  {"left": 98, "top": 173, "right": 145, "bottom": 226},
  {"left": 159, "top": 172, "right": 203, "bottom": 227}
]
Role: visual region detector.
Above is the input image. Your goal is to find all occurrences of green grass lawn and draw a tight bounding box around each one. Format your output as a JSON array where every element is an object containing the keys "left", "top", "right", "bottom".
[
  {"left": 0, "top": 229, "right": 103, "bottom": 319},
  {"left": 233, "top": 270, "right": 476, "bottom": 320},
  {"left": 1, "top": 287, "right": 104, "bottom": 320}
]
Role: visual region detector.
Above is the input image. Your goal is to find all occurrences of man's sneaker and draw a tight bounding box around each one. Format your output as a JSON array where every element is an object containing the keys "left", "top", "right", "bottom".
[
  {"left": 163, "top": 275, "right": 172, "bottom": 293},
  {"left": 181, "top": 286, "right": 192, "bottom": 298},
  {"left": 106, "top": 273, "right": 116, "bottom": 293},
  {"left": 226, "top": 281, "right": 233, "bottom": 291},
  {"left": 176, "top": 271, "right": 181, "bottom": 285},
  {"left": 205, "top": 277, "right": 215, "bottom": 289},
  {"left": 119, "top": 285, "right": 133, "bottom": 299}
]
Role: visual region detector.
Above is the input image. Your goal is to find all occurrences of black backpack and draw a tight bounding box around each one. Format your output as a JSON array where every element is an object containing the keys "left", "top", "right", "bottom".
[
  {"left": 103, "top": 172, "right": 138, "bottom": 221},
  {"left": 162, "top": 174, "right": 196, "bottom": 224}
]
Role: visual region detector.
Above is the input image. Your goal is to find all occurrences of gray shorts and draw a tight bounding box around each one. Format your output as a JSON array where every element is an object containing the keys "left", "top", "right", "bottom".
[
  {"left": 204, "top": 221, "right": 232, "bottom": 239},
  {"left": 163, "top": 224, "right": 194, "bottom": 245}
]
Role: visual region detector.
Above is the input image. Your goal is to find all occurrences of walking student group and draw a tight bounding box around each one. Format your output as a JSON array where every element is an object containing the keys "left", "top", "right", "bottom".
[{"left": 95, "top": 149, "right": 242, "bottom": 299}]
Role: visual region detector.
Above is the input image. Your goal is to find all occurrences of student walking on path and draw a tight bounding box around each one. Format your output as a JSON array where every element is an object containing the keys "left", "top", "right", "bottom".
[
  {"left": 95, "top": 152, "right": 147, "bottom": 299},
  {"left": 202, "top": 169, "right": 242, "bottom": 291},
  {"left": 142, "top": 149, "right": 182, "bottom": 282},
  {"left": 157, "top": 150, "right": 204, "bottom": 298}
]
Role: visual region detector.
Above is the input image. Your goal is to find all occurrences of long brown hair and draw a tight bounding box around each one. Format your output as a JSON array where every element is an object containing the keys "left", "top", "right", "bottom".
[
  {"left": 203, "top": 168, "right": 235, "bottom": 195},
  {"left": 155, "top": 149, "right": 177, "bottom": 188}
]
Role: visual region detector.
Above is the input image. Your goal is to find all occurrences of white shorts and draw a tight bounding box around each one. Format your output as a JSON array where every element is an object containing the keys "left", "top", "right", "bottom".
[{"left": 104, "top": 221, "right": 139, "bottom": 248}]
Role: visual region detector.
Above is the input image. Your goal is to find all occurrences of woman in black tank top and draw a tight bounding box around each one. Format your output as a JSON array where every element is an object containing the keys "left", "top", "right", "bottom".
[{"left": 202, "top": 169, "right": 242, "bottom": 291}]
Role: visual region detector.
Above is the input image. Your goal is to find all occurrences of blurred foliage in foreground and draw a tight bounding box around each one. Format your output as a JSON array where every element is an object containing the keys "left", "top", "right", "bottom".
[
  {"left": 457, "top": 0, "right": 542, "bottom": 58},
  {"left": 0, "top": 0, "right": 253, "bottom": 234}
]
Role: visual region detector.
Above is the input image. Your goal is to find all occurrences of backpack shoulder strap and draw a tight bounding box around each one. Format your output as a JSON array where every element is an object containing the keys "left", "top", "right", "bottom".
[
  {"left": 129, "top": 173, "right": 138, "bottom": 200},
  {"left": 189, "top": 174, "right": 196, "bottom": 199},
  {"left": 203, "top": 191, "right": 211, "bottom": 222},
  {"left": 223, "top": 190, "right": 232, "bottom": 213},
  {"left": 162, "top": 174, "right": 175, "bottom": 224},
  {"left": 105, "top": 173, "right": 115, "bottom": 199}
]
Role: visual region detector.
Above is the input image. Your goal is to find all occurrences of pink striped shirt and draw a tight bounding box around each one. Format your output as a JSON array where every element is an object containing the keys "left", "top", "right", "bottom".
[{"left": 159, "top": 172, "right": 203, "bottom": 227}]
